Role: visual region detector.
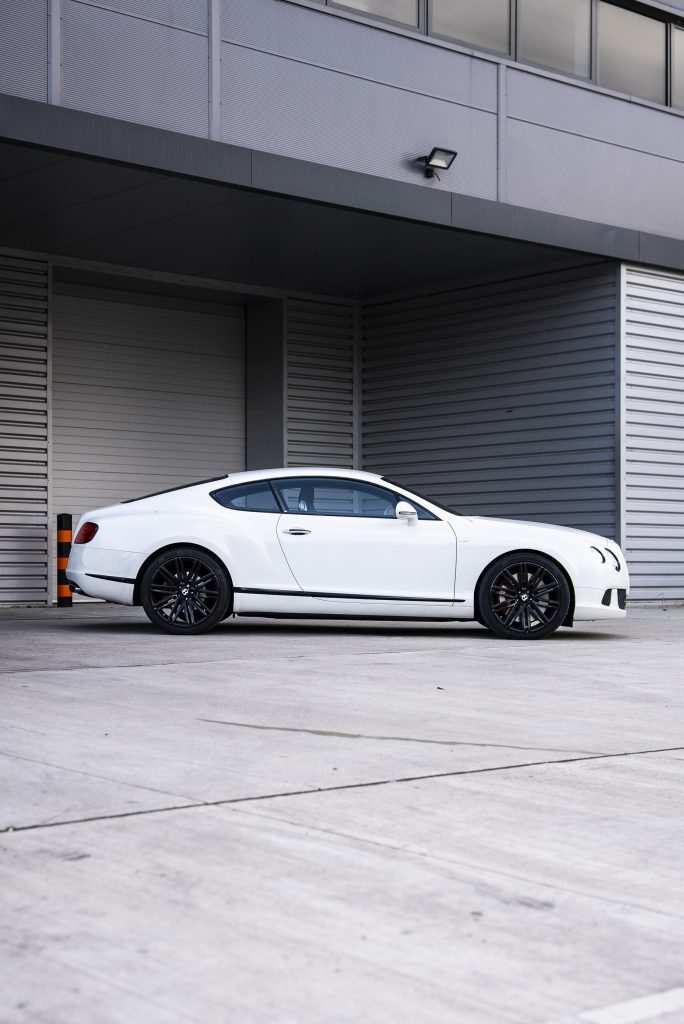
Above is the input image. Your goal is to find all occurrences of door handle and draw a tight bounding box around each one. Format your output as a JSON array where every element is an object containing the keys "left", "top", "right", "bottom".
[{"left": 282, "top": 528, "right": 311, "bottom": 536}]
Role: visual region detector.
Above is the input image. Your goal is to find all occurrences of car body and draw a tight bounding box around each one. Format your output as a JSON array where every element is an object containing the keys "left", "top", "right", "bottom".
[{"left": 66, "top": 467, "right": 629, "bottom": 638}]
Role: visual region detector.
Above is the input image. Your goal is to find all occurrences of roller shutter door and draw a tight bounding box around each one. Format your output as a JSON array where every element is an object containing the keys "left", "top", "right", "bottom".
[
  {"left": 623, "top": 267, "right": 684, "bottom": 602},
  {"left": 0, "top": 253, "right": 49, "bottom": 605},
  {"left": 286, "top": 299, "right": 356, "bottom": 468},
  {"left": 362, "top": 264, "right": 619, "bottom": 538},
  {"left": 52, "top": 282, "right": 245, "bottom": 533}
]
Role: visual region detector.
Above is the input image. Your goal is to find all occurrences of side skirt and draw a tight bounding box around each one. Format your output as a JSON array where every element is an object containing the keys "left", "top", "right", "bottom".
[{"left": 236, "top": 612, "right": 472, "bottom": 622}]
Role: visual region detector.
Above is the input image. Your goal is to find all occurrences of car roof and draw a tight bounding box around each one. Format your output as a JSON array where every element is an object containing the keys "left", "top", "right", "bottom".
[
  {"left": 119, "top": 467, "right": 391, "bottom": 508},
  {"left": 211, "top": 467, "right": 386, "bottom": 488}
]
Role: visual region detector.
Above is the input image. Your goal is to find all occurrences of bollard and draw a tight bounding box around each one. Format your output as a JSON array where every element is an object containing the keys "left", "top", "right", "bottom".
[{"left": 57, "top": 513, "right": 73, "bottom": 607}]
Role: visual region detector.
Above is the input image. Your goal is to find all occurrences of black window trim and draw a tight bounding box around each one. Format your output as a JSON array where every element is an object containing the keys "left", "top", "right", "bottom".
[
  {"left": 209, "top": 480, "right": 282, "bottom": 514},
  {"left": 268, "top": 474, "right": 443, "bottom": 521}
]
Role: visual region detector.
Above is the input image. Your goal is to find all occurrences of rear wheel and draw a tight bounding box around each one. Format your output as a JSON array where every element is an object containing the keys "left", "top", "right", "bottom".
[
  {"left": 141, "top": 547, "right": 231, "bottom": 635},
  {"left": 477, "top": 552, "right": 571, "bottom": 640}
]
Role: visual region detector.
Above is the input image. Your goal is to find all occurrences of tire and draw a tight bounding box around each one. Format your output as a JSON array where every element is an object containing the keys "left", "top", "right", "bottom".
[
  {"left": 140, "top": 546, "right": 232, "bottom": 635},
  {"left": 477, "top": 551, "right": 571, "bottom": 641}
]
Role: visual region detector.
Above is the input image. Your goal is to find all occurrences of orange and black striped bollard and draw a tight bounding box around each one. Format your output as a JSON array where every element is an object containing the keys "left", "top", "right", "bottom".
[{"left": 57, "top": 513, "right": 73, "bottom": 607}]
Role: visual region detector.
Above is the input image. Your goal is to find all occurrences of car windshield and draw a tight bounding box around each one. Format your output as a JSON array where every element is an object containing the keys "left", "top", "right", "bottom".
[{"left": 382, "top": 478, "right": 462, "bottom": 516}]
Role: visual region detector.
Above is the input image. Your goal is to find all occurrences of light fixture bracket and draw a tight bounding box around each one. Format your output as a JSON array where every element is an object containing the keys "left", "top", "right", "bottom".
[{"left": 418, "top": 146, "right": 458, "bottom": 180}]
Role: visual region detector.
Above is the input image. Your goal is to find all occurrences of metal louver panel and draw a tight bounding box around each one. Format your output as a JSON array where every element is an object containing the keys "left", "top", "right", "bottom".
[
  {"left": 623, "top": 267, "right": 684, "bottom": 602},
  {"left": 286, "top": 299, "right": 356, "bottom": 468},
  {"left": 0, "top": 253, "right": 49, "bottom": 604},
  {"left": 52, "top": 284, "right": 245, "bottom": 525},
  {"left": 362, "top": 264, "right": 619, "bottom": 537}
]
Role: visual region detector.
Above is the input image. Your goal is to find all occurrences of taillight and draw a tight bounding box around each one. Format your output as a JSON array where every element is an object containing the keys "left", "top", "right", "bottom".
[{"left": 74, "top": 521, "right": 99, "bottom": 544}]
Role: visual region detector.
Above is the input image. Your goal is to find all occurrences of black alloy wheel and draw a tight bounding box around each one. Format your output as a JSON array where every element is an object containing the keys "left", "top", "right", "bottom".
[
  {"left": 477, "top": 552, "right": 571, "bottom": 640},
  {"left": 141, "top": 546, "right": 231, "bottom": 634}
]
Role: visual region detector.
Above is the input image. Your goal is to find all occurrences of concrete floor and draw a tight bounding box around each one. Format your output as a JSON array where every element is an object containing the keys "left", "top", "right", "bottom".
[{"left": 1, "top": 605, "right": 684, "bottom": 1024}]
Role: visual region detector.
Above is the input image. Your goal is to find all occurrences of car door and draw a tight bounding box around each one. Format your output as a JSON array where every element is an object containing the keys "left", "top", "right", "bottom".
[{"left": 273, "top": 477, "right": 456, "bottom": 602}]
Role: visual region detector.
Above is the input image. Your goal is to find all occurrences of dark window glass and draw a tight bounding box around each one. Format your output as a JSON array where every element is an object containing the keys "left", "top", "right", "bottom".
[
  {"left": 211, "top": 482, "right": 279, "bottom": 513},
  {"left": 272, "top": 478, "right": 438, "bottom": 520},
  {"left": 430, "top": 0, "right": 510, "bottom": 54},
  {"left": 597, "top": 2, "right": 666, "bottom": 105},
  {"left": 332, "top": 0, "right": 419, "bottom": 26},
  {"left": 518, "top": 0, "right": 590, "bottom": 77},
  {"left": 673, "top": 27, "right": 684, "bottom": 110}
]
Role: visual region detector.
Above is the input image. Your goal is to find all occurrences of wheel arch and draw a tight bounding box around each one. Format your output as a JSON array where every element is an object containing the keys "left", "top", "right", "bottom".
[
  {"left": 474, "top": 548, "right": 576, "bottom": 628},
  {"left": 133, "top": 542, "right": 234, "bottom": 607}
]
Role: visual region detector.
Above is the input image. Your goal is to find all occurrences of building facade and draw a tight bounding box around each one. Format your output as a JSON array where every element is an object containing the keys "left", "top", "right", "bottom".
[{"left": 1, "top": 0, "right": 684, "bottom": 605}]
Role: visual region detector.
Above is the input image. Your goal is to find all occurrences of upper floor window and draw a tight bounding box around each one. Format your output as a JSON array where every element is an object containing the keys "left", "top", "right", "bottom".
[
  {"left": 674, "top": 27, "right": 684, "bottom": 110},
  {"left": 597, "top": 1, "right": 667, "bottom": 105},
  {"left": 331, "top": 0, "right": 419, "bottom": 27},
  {"left": 518, "top": 0, "right": 591, "bottom": 79},
  {"left": 430, "top": 0, "right": 510, "bottom": 56}
]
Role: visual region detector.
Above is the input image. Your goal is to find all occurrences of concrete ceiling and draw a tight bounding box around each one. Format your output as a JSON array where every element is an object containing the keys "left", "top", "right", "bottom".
[{"left": 0, "top": 139, "right": 589, "bottom": 299}]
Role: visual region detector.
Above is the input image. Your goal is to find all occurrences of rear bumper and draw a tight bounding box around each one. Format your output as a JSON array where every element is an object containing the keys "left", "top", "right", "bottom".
[
  {"left": 66, "top": 545, "right": 140, "bottom": 605},
  {"left": 66, "top": 568, "right": 136, "bottom": 605}
]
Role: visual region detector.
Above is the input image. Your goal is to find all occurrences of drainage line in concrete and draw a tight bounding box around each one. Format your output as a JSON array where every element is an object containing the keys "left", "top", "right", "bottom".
[{"left": 2, "top": 743, "right": 683, "bottom": 835}]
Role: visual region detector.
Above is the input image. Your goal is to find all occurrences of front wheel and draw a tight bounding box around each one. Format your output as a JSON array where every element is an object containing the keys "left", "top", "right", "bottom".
[
  {"left": 141, "top": 547, "right": 231, "bottom": 635},
  {"left": 477, "top": 552, "right": 571, "bottom": 640}
]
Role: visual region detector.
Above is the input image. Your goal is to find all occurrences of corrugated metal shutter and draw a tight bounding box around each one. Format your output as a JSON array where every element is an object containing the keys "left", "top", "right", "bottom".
[
  {"left": 286, "top": 299, "right": 356, "bottom": 468},
  {"left": 52, "top": 283, "right": 245, "bottom": 528},
  {"left": 623, "top": 267, "right": 684, "bottom": 602},
  {"left": 0, "top": 0, "right": 48, "bottom": 103},
  {"left": 0, "top": 253, "right": 50, "bottom": 605},
  {"left": 362, "top": 264, "right": 619, "bottom": 537}
]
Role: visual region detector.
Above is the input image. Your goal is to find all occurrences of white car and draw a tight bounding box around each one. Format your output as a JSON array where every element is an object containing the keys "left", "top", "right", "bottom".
[{"left": 67, "top": 467, "right": 629, "bottom": 639}]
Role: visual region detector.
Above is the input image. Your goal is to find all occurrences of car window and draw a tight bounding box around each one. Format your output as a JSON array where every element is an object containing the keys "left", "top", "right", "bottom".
[
  {"left": 272, "top": 477, "right": 437, "bottom": 520},
  {"left": 211, "top": 481, "right": 280, "bottom": 513}
]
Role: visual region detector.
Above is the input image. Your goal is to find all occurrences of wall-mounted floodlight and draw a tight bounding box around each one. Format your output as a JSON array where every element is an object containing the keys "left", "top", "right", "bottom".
[{"left": 419, "top": 146, "right": 458, "bottom": 180}]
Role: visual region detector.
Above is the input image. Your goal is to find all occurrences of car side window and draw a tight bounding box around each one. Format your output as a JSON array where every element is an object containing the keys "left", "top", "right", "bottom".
[
  {"left": 211, "top": 482, "right": 280, "bottom": 513},
  {"left": 271, "top": 478, "right": 438, "bottom": 520}
]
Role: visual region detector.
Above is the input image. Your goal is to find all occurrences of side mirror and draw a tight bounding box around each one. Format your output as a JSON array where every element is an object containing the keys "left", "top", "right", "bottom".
[{"left": 395, "top": 500, "right": 418, "bottom": 523}]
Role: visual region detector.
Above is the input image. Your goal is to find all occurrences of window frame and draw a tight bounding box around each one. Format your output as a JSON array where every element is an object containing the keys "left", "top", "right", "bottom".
[
  {"left": 268, "top": 475, "right": 442, "bottom": 521},
  {"left": 328, "top": 0, "right": 425, "bottom": 31},
  {"left": 209, "top": 481, "right": 282, "bottom": 514},
  {"left": 427, "top": 0, "right": 513, "bottom": 59},
  {"left": 594, "top": 0, "right": 670, "bottom": 107},
  {"left": 515, "top": 0, "right": 593, "bottom": 82}
]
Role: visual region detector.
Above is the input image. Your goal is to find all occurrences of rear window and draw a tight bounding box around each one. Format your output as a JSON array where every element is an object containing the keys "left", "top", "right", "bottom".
[{"left": 211, "top": 481, "right": 280, "bottom": 513}]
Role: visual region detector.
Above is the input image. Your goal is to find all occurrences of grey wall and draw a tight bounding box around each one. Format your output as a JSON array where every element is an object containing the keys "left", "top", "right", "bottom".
[
  {"left": 4, "top": 0, "right": 684, "bottom": 243},
  {"left": 285, "top": 299, "right": 357, "bottom": 468},
  {"left": 362, "top": 264, "right": 620, "bottom": 538},
  {"left": 622, "top": 266, "right": 684, "bottom": 602}
]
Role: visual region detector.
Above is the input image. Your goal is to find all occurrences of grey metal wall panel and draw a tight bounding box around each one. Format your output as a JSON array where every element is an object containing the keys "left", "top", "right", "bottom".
[
  {"left": 85, "top": 0, "right": 208, "bottom": 33},
  {"left": 0, "top": 0, "right": 48, "bottom": 102},
  {"left": 0, "top": 253, "right": 49, "bottom": 604},
  {"left": 52, "top": 284, "right": 245, "bottom": 523},
  {"left": 62, "top": 0, "right": 209, "bottom": 137},
  {"left": 222, "top": 0, "right": 497, "bottom": 111},
  {"left": 505, "top": 72, "right": 684, "bottom": 238},
  {"left": 508, "top": 69, "right": 684, "bottom": 166},
  {"left": 286, "top": 299, "right": 356, "bottom": 468},
  {"left": 623, "top": 266, "right": 684, "bottom": 602},
  {"left": 221, "top": 42, "right": 497, "bottom": 199},
  {"left": 362, "top": 265, "right": 619, "bottom": 536}
]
